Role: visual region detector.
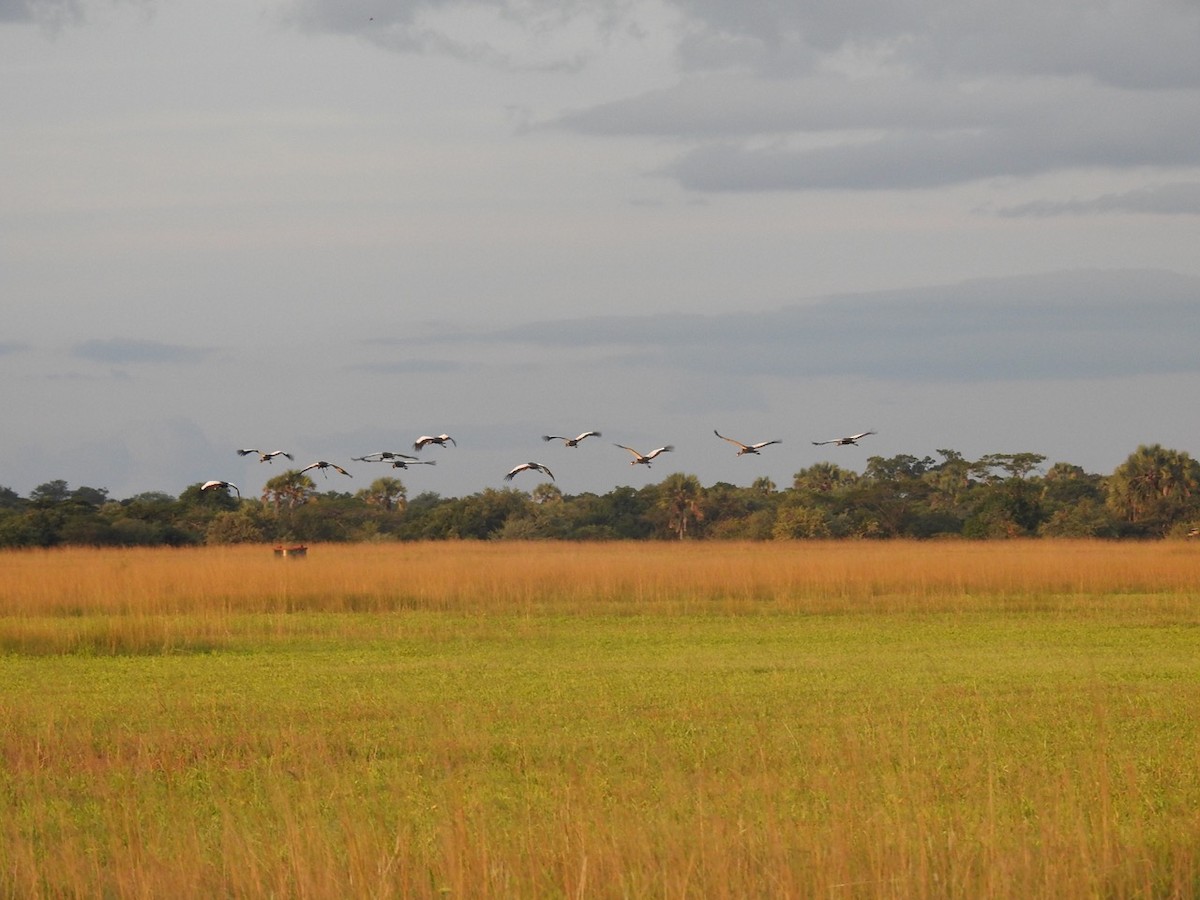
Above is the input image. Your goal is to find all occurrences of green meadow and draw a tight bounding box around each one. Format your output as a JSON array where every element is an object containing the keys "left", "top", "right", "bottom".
[{"left": 2, "top": 542, "right": 1199, "bottom": 897}]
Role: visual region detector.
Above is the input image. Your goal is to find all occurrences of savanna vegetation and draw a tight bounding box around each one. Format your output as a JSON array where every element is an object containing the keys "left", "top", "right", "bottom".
[
  {"left": 2, "top": 541, "right": 1199, "bottom": 897},
  {"left": 2, "top": 444, "right": 1199, "bottom": 547}
]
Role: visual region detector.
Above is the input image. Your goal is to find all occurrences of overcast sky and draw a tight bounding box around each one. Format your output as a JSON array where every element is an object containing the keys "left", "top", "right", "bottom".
[{"left": 4, "top": 0, "right": 1199, "bottom": 501}]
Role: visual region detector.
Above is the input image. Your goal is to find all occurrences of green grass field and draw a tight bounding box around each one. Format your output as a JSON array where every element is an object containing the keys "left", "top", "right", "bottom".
[{"left": 2, "top": 542, "right": 1199, "bottom": 897}]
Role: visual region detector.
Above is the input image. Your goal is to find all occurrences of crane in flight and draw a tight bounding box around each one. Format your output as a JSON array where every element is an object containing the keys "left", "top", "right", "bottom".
[
  {"left": 504, "top": 462, "right": 555, "bottom": 482},
  {"left": 812, "top": 431, "right": 876, "bottom": 447},
  {"left": 542, "top": 431, "right": 601, "bottom": 447},
  {"left": 298, "top": 461, "right": 352, "bottom": 478},
  {"left": 413, "top": 434, "right": 456, "bottom": 451},
  {"left": 352, "top": 451, "right": 420, "bottom": 463},
  {"left": 237, "top": 449, "right": 293, "bottom": 463},
  {"left": 388, "top": 459, "right": 436, "bottom": 469},
  {"left": 713, "top": 430, "right": 781, "bottom": 456},
  {"left": 615, "top": 444, "right": 674, "bottom": 466},
  {"left": 201, "top": 480, "right": 240, "bottom": 498}
]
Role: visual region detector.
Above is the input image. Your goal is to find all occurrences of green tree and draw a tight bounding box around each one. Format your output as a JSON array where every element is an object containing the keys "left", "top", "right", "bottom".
[
  {"left": 772, "top": 504, "right": 830, "bottom": 539},
  {"left": 206, "top": 511, "right": 268, "bottom": 544},
  {"left": 262, "top": 470, "right": 316, "bottom": 512},
  {"left": 792, "top": 462, "right": 858, "bottom": 495},
  {"left": 1106, "top": 444, "right": 1200, "bottom": 535},
  {"left": 657, "top": 473, "right": 706, "bottom": 540},
  {"left": 357, "top": 476, "right": 407, "bottom": 512},
  {"left": 30, "top": 480, "right": 71, "bottom": 506}
]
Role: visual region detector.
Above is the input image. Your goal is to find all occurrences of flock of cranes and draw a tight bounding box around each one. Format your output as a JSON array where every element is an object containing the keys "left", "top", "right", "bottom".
[{"left": 199, "top": 429, "right": 877, "bottom": 500}]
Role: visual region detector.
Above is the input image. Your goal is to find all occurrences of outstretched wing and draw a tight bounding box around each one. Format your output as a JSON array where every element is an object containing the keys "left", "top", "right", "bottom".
[
  {"left": 201, "top": 480, "right": 240, "bottom": 497},
  {"left": 751, "top": 440, "right": 782, "bottom": 450},
  {"left": 713, "top": 430, "right": 748, "bottom": 449},
  {"left": 614, "top": 444, "right": 642, "bottom": 459},
  {"left": 574, "top": 431, "right": 600, "bottom": 442},
  {"left": 646, "top": 445, "right": 674, "bottom": 460},
  {"left": 236, "top": 448, "right": 258, "bottom": 457}
]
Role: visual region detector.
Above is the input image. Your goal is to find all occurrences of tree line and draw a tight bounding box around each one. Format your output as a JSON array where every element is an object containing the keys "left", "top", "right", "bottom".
[{"left": 1, "top": 444, "right": 1197, "bottom": 548}]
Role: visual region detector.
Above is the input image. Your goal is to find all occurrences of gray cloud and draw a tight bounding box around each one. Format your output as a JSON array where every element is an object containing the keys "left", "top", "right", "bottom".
[
  {"left": 994, "top": 183, "right": 1200, "bottom": 218},
  {"left": 0, "top": 341, "right": 31, "bottom": 355},
  {"left": 72, "top": 338, "right": 215, "bottom": 365},
  {"left": 453, "top": 269, "right": 1200, "bottom": 382},
  {"left": 665, "top": 0, "right": 1200, "bottom": 90},
  {"left": 0, "top": 0, "right": 82, "bottom": 25},
  {"left": 555, "top": 75, "right": 1200, "bottom": 190},
  {"left": 346, "top": 359, "right": 463, "bottom": 375},
  {"left": 281, "top": 0, "right": 623, "bottom": 70}
]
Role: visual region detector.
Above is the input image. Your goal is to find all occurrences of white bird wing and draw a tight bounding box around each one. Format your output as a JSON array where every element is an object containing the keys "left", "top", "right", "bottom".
[
  {"left": 751, "top": 440, "right": 782, "bottom": 450},
  {"left": 646, "top": 445, "right": 674, "bottom": 460},
  {"left": 575, "top": 431, "right": 600, "bottom": 441},
  {"left": 614, "top": 444, "right": 643, "bottom": 459},
  {"left": 714, "top": 430, "right": 748, "bottom": 449},
  {"left": 236, "top": 448, "right": 258, "bottom": 456}
]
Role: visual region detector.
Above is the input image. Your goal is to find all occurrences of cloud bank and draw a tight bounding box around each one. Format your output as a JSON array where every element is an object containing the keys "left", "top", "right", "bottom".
[
  {"left": 440, "top": 269, "right": 1200, "bottom": 382},
  {"left": 72, "top": 338, "right": 215, "bottom": 365}
]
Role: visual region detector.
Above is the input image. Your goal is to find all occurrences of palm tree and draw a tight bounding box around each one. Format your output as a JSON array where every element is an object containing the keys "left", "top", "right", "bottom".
[
  {"left": 1106, "top": 444, "right": 1200, "bottom": 534},
  {"left": 792, "top": 462, "right": 858, "bottom": 494},
  {"left": 659, "top": 473, "right": 706, "bottom": 540},
  {"left": 358, "top": 477, "right": 407, "bottom": 512},
  {"left": 262, "top": 470, "right": 316, "bottom": 513},
  {"left": 751, "top": 476, "right": 776, "bottom": 496}
]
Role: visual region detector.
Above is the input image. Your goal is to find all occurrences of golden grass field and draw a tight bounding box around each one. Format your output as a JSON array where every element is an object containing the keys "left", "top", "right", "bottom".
[{"left": 2, "top": 540, "right": 1199, "bottom": 897}]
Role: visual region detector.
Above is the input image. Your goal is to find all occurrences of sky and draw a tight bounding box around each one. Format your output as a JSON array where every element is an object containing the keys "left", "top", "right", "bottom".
[{"left": 3, "top": 0, "right": 1200, "bottom": 502}]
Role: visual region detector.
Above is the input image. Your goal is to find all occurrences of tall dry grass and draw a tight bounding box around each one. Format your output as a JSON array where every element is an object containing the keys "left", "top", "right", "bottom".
[
  {"left": 2, "top": 539, "right": 1197, "bottom": 620},
  {"left": 2, "top": 540, "right": 1200, "bottom": 897}
]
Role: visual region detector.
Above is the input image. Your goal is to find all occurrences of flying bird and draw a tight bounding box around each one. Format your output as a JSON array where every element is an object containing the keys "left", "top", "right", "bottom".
[
  {"left": 713, "top": 430, "right": 782, "bottom": 456},
  {"left": 298, "top": 461, "right": 352, "bottom": 478},
  {"left": 237, "top": 449, "right": 293, "bottom": 463},
  {"left": 352, "top": 451, "right": 420, "bottom": 463},
  {"left": 389, "top": 459, "right": 436, "bottom": 469},
  {"left": 615, "top": 443, "right": 674, "bottom": 466},
  {"left": 201, "top": 480, "right": 240, "bottom": 498},
  {"left": 812, "top": 431, "right": 877, "bottom": 447},
  {"left": 413, "top": 434, "right": 456, "bottom": 451},
  {"left": 504, "top": 462, "right": 555, "bottom": 482},
  {"left": 542, "top": 431, "right": 601, "bottom": 447}
]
